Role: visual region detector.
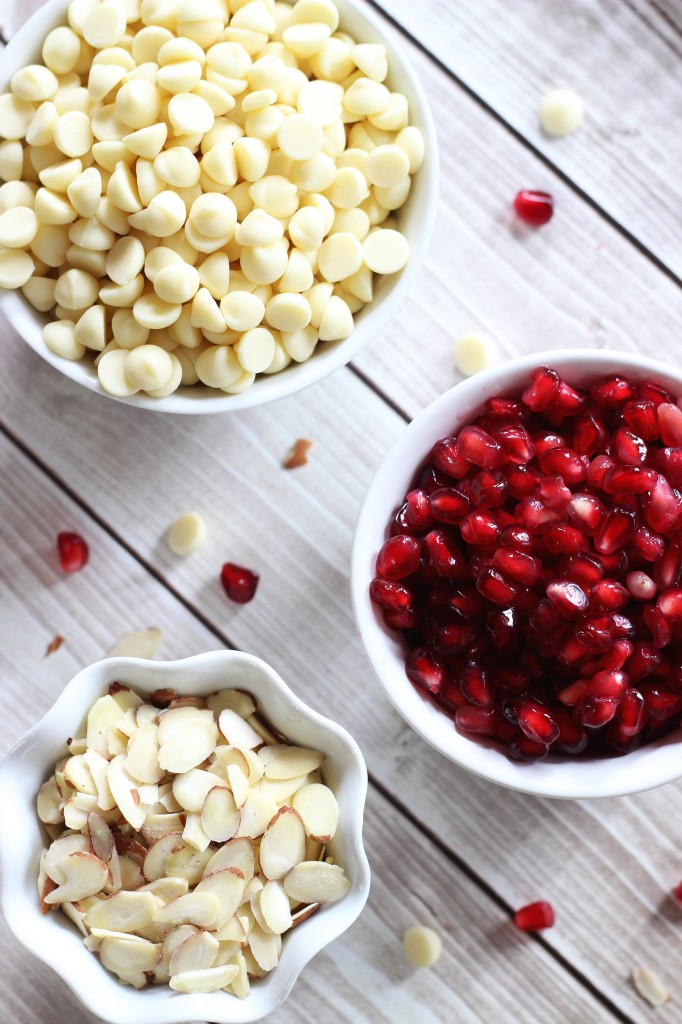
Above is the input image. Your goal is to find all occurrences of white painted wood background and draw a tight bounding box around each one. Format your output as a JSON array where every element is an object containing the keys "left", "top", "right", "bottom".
[{"left": 1, "top": 0, "right": 682, "bottom": 1021}]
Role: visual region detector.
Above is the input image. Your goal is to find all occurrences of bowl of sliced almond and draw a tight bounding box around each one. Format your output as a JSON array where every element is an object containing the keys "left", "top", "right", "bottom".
[{"left": 0, "top": 650, "right": 370, "bottom": 1024}]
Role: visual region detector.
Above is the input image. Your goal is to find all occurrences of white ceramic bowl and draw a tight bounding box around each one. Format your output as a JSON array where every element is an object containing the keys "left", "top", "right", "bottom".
[
  {"left": 0, "top": 650, "right": 370, "bottom": 1023},
  {"left": 0, "top": 0, "right": 438, "bottom": 414},
  {"left": 351, "top": 348, "right": 682, "bottom": 800}
]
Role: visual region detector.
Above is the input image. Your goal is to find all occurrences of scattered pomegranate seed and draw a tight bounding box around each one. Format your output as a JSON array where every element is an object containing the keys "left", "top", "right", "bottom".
[
  {"left": 371, "top": 367, "right": 682, "bottom": 761},
  {"left": 220, "top": 562, "right": 259, "bottom": 604},
  {"left": 513, "top": 190, "right": 554, "bottom": 227},
  {"left": 514, "top": 901, "right": 555, "bottom": 931},
  {"left": 57, "top": 531, "right": 89, "bottom": 573}
]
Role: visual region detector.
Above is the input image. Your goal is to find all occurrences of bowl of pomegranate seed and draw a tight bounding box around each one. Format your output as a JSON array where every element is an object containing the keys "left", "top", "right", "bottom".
[
  {"left": 352, "top": 348, "right": 682, "bottom": 799},
  {"left": 0, "top": 650, "right": 370, "bottom": 1022}
]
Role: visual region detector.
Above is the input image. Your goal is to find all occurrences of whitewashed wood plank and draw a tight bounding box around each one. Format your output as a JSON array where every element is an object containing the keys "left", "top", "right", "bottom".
[
  {"left": 369, "top": 0, "right": 682, "bottom": 277},
  {"left": 0, "top": 435, "right": 617, "bottom": 1024},
  {"left": 0, "top": 344, "right": 679, "bottom": 1021},
  {"left": 353, "top": 33, "right": 682, "bottom": 418}
]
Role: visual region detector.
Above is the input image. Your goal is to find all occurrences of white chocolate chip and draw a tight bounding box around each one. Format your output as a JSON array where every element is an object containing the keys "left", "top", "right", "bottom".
[
  {"left": 403, "top": 926, "right": 442, "bottom": 968},
  {"left": 539, "top": 88, "right": 584, "bottom": 137},
  {"left": 167, "top": 512, "right": 207, "bottom": 556},
  {"left": 453, "top": 332, "right": 499, "bottom": 377},
  {"left": 363, "top": 229, "right": 409, "bottom": 275}
]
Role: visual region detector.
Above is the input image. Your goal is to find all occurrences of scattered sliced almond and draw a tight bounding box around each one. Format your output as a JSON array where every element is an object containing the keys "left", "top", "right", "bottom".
[
  {"left": 259, "top": 880, "right": 293, "bottom": 935},
  {"left": 45, "top": 634, "right": 65, "bottom": 657},
  {"left": 227, "top": 764, "right": 250, "bottom": 808},
  {"left": 125, "top": 723, "right": 163, "bottom": 784},
  {"left": 201, "top": 786, "right": 240, "bottom": 843},
  {"left": 238, "top": 790, "right": 279, "bottom": 840},
  {"left": 107, "top": 755, "right": 146, "bottom": 830},
  {"left": 182, "top": 811, "right": 211, "bottom": 852},
  {"left": 204, "top": 837, "right": 255, "bottom": 882},
  {"left": 293, "top": 783, "right": 340, "bottom": 843},
  {"left": 632, "top": 965, "right": 671, "bottom": 1007},
  {"left": 259, "top": 807, "right": 307, "bottom": 880},
  {"left": 164, "top": 843, "right": 213, "bottom": 885},
  {"left": 107, "top": 627, "right": 164, "bottom": 659},
  {"left": 249, "top": 925, "right": 280, "bottom": 972},
  {"left": 44, "top": 852, "right": 109, "bottom": 905},
  {"left": 264, "top": 746, "right": 325, "bottom": 780},
  {"left": 196, "top": 868, "right": 246, "bottom": 927},
  {"left": 87, "top": 812, "right": 114, "bottom": 863},
  {"left": 139, "top": 877, "right": 189, "bottom": 904},
  {"left": 283, "top": 438, "right": 313, "bottom": 469},
  {"left": 218, "top": 709, "right": 263, "bottom": 750},
  {"left": 168, "top": 929, "right": 219, "bottom": 976},
  {"left": 143, "top": 833, "right": 184, "bottom": 882},
  {"left": 87, "top": 695, "right": 124, "bottom": 758},
  {"left": 37, "top": 776, "right": 64, "bottom": 825},
  {"left": 141, "top": 813, "right": 185, "bottom": 845},
  {"left": 99, "top": 936, "right": 160, "bottom": 976},
  {"left": 161, "top": 924, "right": 199, "bottom": 974},
  {"left": 173, "top": 768, "right": 221, "bottom": 812},
  {"left": 170, "top": 963, "right": 239, "bottom": 993},
  {"left": 283, "top": 861, "right": 352, "bottom": 904},
  {"left": 206, "top": 689, "right": 257, "bottom": 719},
  {"left": 153, "top": 891, "right": 219, "bottom": 928},
  {"left": 85, "top": 891, "right": 158, "bottom": 934}
]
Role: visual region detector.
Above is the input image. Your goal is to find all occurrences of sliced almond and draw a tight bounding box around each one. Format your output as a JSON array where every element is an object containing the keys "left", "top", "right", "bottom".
[
  {"left": 290, "top": 902, "right": 320, "bottom": 928},
  {"left": 183, "top": 811, "right": 211, "bottom": 852},
  {"left": 138, "top": 877, "right": 189, "bottom": 903},
  {"left": 116, "top": 708, "right": 140, "bottom": 739},
  {"left": 85, "top": 890, "right": 158, "bottom": 933},
  {"left": 242, "top": 748, "right": 265, "bottom": 786},
  {"left": 243, "top": 876, "right": 264, "bottom": 903},
  {"left": 201, "top": 786, "right": 240, "bottom": 843},
  {"left": 158, "top": 711, "right": 218, "bottom": 774},
  {"left": 237, "top": 790, "right": 278, "bottom": 840},
  {"left": 107, "top": 844, "right": 122, "bottom": 893},
  {"left": 211, "top": 745, "right": 250, "bottom": 779},
  {"left": 168, "top": 696, "right": 207, "bottom": 709},
  {"left": 118, "top": 855, "right": 144, "bottom": 891},
  {"left": 99, "top": 936, "right": 160, "bottom": 976},
  {"left": 118, "top": 971, "right": 148, "bottom": 989},
  {"left": 108, "top": 728, "right": 129, "bottom": 758},
  {"left": 110, "top": 683, "right": 144, "bottom": 711},
  {"left": 206, "top": 689, "right": 256, "bottom": 719},
  {"left": 64, "top": 755, "right": 98, "bottom": 795},
  {"left": 212, "top": 915, "right": 246, "bottom": 943},
  {"left": 247, "top": 714, "right": 281, "bottom": 746},
  {"left": 283, "top": 860, "right": 351, "bottom": 903},
  {"left": 84, "top": 749, "right": 117, "bottom": 811},
  {"left": 165, "top": 843, "right": 212, "bottom": 885},
  {"left": 116, "top": 835, "right": 147, "bottom": 865},
  {"left": 259, "top": 880, "right": 293, "bottom": 935},
  {"left": 258, "top": 773, "right": 309, "bottom": 805},
  {"left": 64, "top": 795, "right": 96, "bottom": 831},
  {"left": 228, "top": 951, "right": 250, "bottom": 998},
  {"left": 153, "top": 891, "right": 219, "bottom": 928},
  {"left": 87, "top": 695, "right": 124, "bottom": 758},
  {"left": 158, "top": 706, "right": 216, "bottom": 744},
  {"left": 107, "top": 755, "right": 147, "bottom": 830},
  {"left": 44, "top": 852, "right": 109, "bottom": 905},
  {"left": 292, "top": 783, "right": 339, "bottom": 842},
  {"left": 226, "top": 764, "right": 250, "bottom": 808},
  {"left": 37, "top": 776, "right": 64, "bottom": 825},
  {"left": 264, "top": 746, "right": 325, "bottom": 780},
  {"left": 632, "top": 965, "right": 671, "bottom": 1007},
  {"left": 218, "top": 709, "right": 263, "bottom": 750},
  {"left": 136, "top": 704, "right": 160, "bottom": 727},
  {"left": 141, "top": 812, "right": 185, "bottom": 845},
  {"left": 125, "top": 723, "right": 163, "bottom": 784},
  {"left": 173, "top": 768, "right": 222, "bottom": 811},
  {"left": 143, "top": 832, "right": 184, "bottom": 882},
  {"left": 107, "top": 627, "right": 163, "bottom": 659},
  {"left": 151, "top": 688, "right": 177, "bottom": 708},
  {"left": 44, "top": 833, "right": 90, "bottom": 883},
  {"left": 214, "top": 940, "right": 243, "bottom": 966},
  {"left": 257, "top": 743, "right": 288, "bottom": 768},
  {"left": 158, "top": 783, "right": 182, "bottom": 813},
  {"left": 243, "top": 945, "right": 266, "bottom": 978},
  {"left": 62, "top": 900, "right": 87, "bottom": 933},
  {"left": 161, "top": 924, "right": 199, "bottom": 974},
  {"left": 248, "top": 925, "right": 280, "bottom": 972},
  {"left": 204, "top": 837, "right": 255, "bottom": 881},
  {"left": 169, "top": 930, "right": 219, "bottom": 976},
  {"left": 87, "top": 811, "right": 114, "bottom": 863},
  {"left": 137, "top": 782, "right": 159, "bottom": 805},
  {"left": 67, "top": 737, "right": 87, "bottom": 755},
  {"left": 196, "top": 867, "right": 245, "bottom": 927},
  {"left": 169, "top": 963, "right": 239, "bottom": 993},
  {"left": 259, "top": 807, "right": 307, "bottom": 880}
]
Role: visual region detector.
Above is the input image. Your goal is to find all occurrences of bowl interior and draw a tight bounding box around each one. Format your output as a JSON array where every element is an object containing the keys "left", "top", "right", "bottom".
[
  {"left": 0, "top": 652, "right": 369, "bottom": 1024},
  {"left": 0, "top": 0, "right": 438, "bottom": 413},
  {"left": 352, "top": 348, "right": 682, "bottom": 799}
]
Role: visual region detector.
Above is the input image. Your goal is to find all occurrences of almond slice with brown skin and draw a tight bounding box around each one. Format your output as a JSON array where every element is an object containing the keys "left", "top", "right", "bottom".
[
  {"left": 107, "top": 755, "right": 146, "bottom": 830},
  {"left": 44, "top": 852, "right": 109, "bottom": 905},
  {"left": 195, "top": 867, "right": 245, "bottom": 927},
  {"left": 211, "top": 745, "right": 251, "bottom": 781},
  {"left": 292, "top": 783, "right": 340, "bottom": 843},
  {"left": 118, "top": 855, "right": 144, "bottom": 891},
  {"left": 44, "top": 834, "right": 90, "bottom": 883},
  {"left": 290, "top": 902, "right": 320, "bottom": 928},
  {"left": 37, "top": 776, "right": 64, "bottom": 825},
  {"left": 204, "top": 837, "right": 255, "bottom": 881},
  {"left": 84, "top": 750, "right": 117, "bottom": 811},
  {"left": 169, "top": 930, "right": 219, "bottom": 976},
  {"left": 248, "top": 925, "right": 280, "bottom": 972},
  {"left": 99, "top": 936, "right": 160, "bottom": 976},
  {"left": 173, "top": 768, "right": 222, "bottom": 811},
  {"left": 107, "top": 627, "right": 163, "bottom": 660},
  {"left": 283, "top": 861, "right": 351, "bottom": 903},
  {"left": 85, "top": 891, "right": 159, "bottom": 933},
  {"left": 125, "top": 723, "right": 163, "bottom": 784},
  {"left": 212, "top": 915, "right": 246, "bottom": 943},
  {"left": 64, "top": 755, "right": 98, "bottom": 795},
  {"left": 141, "top": 813, "right": 185, "bottom": 845},
  {"left": 169, "top": 963, "right": 239, "bottom": 993},
  {"left": 247, "top": 714, "right": 281, "bottom": 746},
  {"left": 143, "top": 832, "right": 184, "bottom": 882},
  {"left": 87, "top": 695, "right": 124, "bottom": 758},
  {"left": 258, "top": 773, "right": 309, "bottom": 805},
  {"left": 227, "top": 764, "right": 250, "bottom": 808},
  {"left": 229, "top": 951, "right": 250, "bottom": 998},
  {"left": 164, "top": 843, "right": 212, "bottom": 885},
  {"left": 87, "top": 811, "right": 114, "bottom": 863},
  {"left": 153, "top": 891, "right": 219, "bottom": 928},
  {"left": 259, "top": 880, "right": 293, "bottom": 935},
  {"left": 182, "top": 812, "right": 211, "bottom": 852},
  {"left": 206, "top": 689, "right": 257, "bottom": 718},
  {"left": 237, "top": 791, "right": 278, "bottom": 840},
  {"left": 136, "top": 704, "right": 160, "bottom": 727},
  {"left": 138, "top": 877, "right": 189, "bottom": 903},
  {"left": 263, "top": 746, "right": 325, "bottom": 780},
  {"left": 158, "top": 715, "right": 218, "bottom": 774},
  {"left": 259, "top": 807, "right": 307, "bottom": 880},
  {"left": 61, "top": 900, "right": 88, "bottom": 932},
  {"left": 218, "top": 710, "right": 263, "bottom": 750},
  {"left": 110, "top": 684, "right": 145, "bottom": 711},
  {"left": 161, "top": 925, "right": 199, "bottom": 975},
  {"left": 201, "top": 786, "right": 240, "bottom": 843}
]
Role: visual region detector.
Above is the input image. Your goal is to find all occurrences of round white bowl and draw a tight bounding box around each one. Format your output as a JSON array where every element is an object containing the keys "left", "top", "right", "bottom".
[
  {"left": 351, "top": 348, "right": 682, "bottom": 800},
  {"left": 0, "top": 0, "right": 438, "bottom": 414},
  {"left": 0, "top": 650, "right": 370, "bottom": 1024}
]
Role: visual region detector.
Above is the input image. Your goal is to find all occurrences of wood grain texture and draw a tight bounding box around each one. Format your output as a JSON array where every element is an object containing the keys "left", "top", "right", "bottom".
[
  {"left": 371, "top": 0, "right": 682, "bottom": 277},
  {"left": 0, "top": 435, "right": 618, "bottom": 1024}
]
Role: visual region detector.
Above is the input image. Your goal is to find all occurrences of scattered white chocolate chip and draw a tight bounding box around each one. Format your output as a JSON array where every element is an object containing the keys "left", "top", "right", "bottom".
[
  {"left": 403, "top": 925, "right": 443, "bottom": 968},
  {"left": 453, "top": 332, "right": 499, "bottom": 377},
  {"left": 167, "top": 512, "right": 207, "bottom": 557},
  {"left": 37, "top": 682, "right": 350, "bottom": 998},
  {"left": 631, "top": 965, "right": 671, "bottom": 1007},
  {"left": 539, "top": 88, "right": 584, "bottom": 138}
]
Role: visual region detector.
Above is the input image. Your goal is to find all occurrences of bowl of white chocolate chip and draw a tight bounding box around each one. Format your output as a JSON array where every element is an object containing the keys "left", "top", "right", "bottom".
[
  {"left": 0, "top": 650, "right": 370, "bottom": 1023},
  {"left": 0, "top": 0, "right": 437, "bottom": 412}
]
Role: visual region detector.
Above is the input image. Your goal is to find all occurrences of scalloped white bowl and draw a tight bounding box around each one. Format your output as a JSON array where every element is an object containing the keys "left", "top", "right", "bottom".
[
  {"left": 0, "top": 650, "right": 370, "bottom": 1023},
  {"left": 0, "top": 0, "right": 438, "bottom": 414},
  {"left": 352, "top": 348, "right": 682, "bottom": 800}
]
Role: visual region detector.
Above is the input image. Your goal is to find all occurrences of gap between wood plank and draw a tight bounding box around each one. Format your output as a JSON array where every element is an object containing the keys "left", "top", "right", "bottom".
[
  {"left": 0, "top": 414, "right": 636, "bottom": 1024},
  {"left": 363, "top": 0, "right": 682, "bottom": 291},
  {"left": 622, "top": 0, "right": 682, "bottom": 58}
]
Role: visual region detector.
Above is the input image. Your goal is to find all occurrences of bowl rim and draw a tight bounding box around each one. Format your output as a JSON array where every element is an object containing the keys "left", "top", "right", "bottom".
[
  {"left": 351, "top": 347, "right": 682, "bottom": 800},
  {"left": 0, "top": 650, "right": 371, "bottom": 1023},
  {"left": 0, "top": 0, "right": 439, "bottom": 414}
]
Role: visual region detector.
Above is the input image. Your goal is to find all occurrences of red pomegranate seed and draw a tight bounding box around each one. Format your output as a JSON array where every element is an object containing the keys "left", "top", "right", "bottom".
[
  {"left": 566, "top": 493, "right": 606, "bottom": 535},
  {"left": 477, "top": 567, "right": 518, "bottom": 606},
  {"left": 517, "top": 700, "right": 559, "bottom": 745},
  {"left": 521, "top": 367, "right": 560, "bottom": 412},
  {"left": 574, "top": 697, "right": 618, "bottom": 729},
  {"left": 457, "top": 426, "right": 504, "bottom": 469},
  {"left": 221, "top": 562, "right": 259, "bottom": 603},
  {"left": 643, "top": 605, "right": 673, "bottom": 648},
  {"left": 537, "top": 476, "right": 571, "bottom": 510},
  {"left": 455, "top": 705, "right": 497, "bottom": 736},
  {"left": 656, "top": 448, "right": 682, "bottom": 489},
  {"left": 513, "top": 189, "right": 554, "bottom": 227},
  {"left": 598, "top": 639, "right": 632, "bottom": 670},
  {"left": 514, "top": 901, "right": 555, "bottom": 931},
  {"left": 507, "top": 465, "right": 542, "bottom": 499},
  {"left": 538, "top": 446, "right": 587, "bottom": 485},
  {"left": 495, "top": 423, "right": 535, "bottom": 464},
  {"left": 57, "top": 531, "right": 89, "bottom": 573},
  {"left": 383, "top": 607, "right": 418, "bottom": 630},
  {"left": 431, "top": 438, "right": 470, "bottom": 479},
  {"left": 634, "top": 524, "right": 666, "bottom": 562},
  {"left": 369, "top": 577, "right": 413, "bottom": 611},
  {"left": 493, "top": 548, "right": 540, "bottom": 585},
  {"left": 558, "top": 679, "right": 588, "bottom": 706},
  {"left": 658, "top": 403, "right": 682, "bottom": 446},
  {"left": 625, "top": 642, "right": 660, "bottom": 681},
  {"left": 546, "top": 580, "right": 589, "bottom": 620},
  {"left": 626, "top": 570, "right": 657, "bottom": 601},
  {"left": 623, "top": 399, "right": 660, "bottom": 440},
  {"left": 673, "top": 881, "right": 682, "bottom": 906},
  {"left": 561, "top": 552, "right": 603, "bottom": 586},
  {"left": 594, "top": 507, "right": 636, "bottom": 555},
  {"left": 533, "top": 431, "right": 565, "bottom": 458},
  {"left": 555, "top": 380, "right": 586, "bottom": 416},
  {"left": 554, "top": 707, "right": 588, "bottom": 753},
  {"left": 406, "top": 648, "right": 444, "bottom": 694},
  {"left": 617, "top": 687, "right": 647, "bottom": 736},
  {"left": 657, "top": 586, "right": 682, "bottom": 621},
  {"left": 652, "top": 547, "right": 682, "bottom": 589},
  {"left": 516, "top": 497, "right": 562, "bottom": 532},
  {"left": 376, "top": 536, "right": 421, "bottom": 579},
  {"left": 575, "top": 615, "right": 615, "bottom": 653},
  {"left": 460, "top": 662, "right": 493, "bottom": 706},
  {"left": 432, "top": 623, "right": 478, "bottom": 655},
  {"left": 486, "top": 397, "right": 529, "bottom": 421},
  {"left": 470, "top": 469, "right": 508, "bottom": 508},
  {"left": 403, "top": 489, "right": 436, "bottom": 534},
  {"left": 585, "top": 669, "right": 628, "bottom": 702},
  {"left": 643, "top": 474, "right": 682, "bottom": 536},
  {"left": 603, "top": 465, "right": 657, "bottom": 494},
  {"left": 612, "top": 427, "right": 647, "bottom": 465},
  {"left": 573, "top": 409, "right": 609, "bottom": 457},
  {"left": 459, "top": 510, "right": 500, "bottom": 546},
  {"left": 589, "top": 579, "right": 629, "bottom": 611},
  {"left": 644, "top": 687, "right": 682, "bottom": 722},
  {"left": 586, "top": 453, "right": 614, "bottom": 488},
  {"left": 590, "top": 374, "right": 635, "bottom": 409},
  {"left": 544, "top": 523, "right": 589, "bottom": 555},
  {"left": 500, "top": 525, "right": 534, "bottom": 551},
  {"left": 428, "top": 488, "right": 471, "bottom": 524},
  {"left": 423, "top": 530, "right": 466, "bottom": 579},
  {"left": 487, "top": 607, "right": 519, "bottom": 649}
]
